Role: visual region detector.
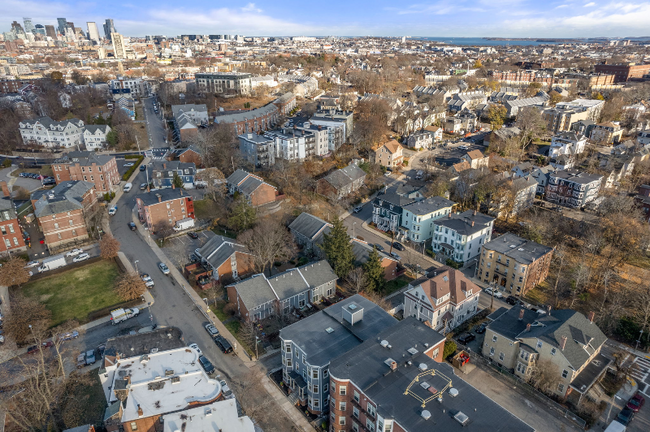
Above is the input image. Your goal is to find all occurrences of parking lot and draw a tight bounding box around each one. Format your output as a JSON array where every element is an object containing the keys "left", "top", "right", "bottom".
[{"left": 161, "top": 229, "right": 216, "bottom": 270}]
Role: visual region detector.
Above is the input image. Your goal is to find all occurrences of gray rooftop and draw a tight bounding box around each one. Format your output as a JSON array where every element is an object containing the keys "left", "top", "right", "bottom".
[
  {"left": 214, "top": 103, "right": 277, "bottom": 124},
  {"left": 103, "top": 327, "right": 184, "bottom": 365},
  {"left": 226, "top": 169, "right": 250, "bottom": 186},
  {"left": 403, "top": 196, "right": 455, "bottom": 216},
  {"left": 280, "top": 294, "right": 397, "bottom": 366},
  {"left": 434, "top": 210, "right": 494, "bottom": 236},
  {"left": 196, "top": 235, "right": 250, "bottom": 271},
  {"left": 329, "top": 318, "right": 533, "bottom": 432},
  {"left": 288, "top": 212, "right": 332, "bottom": 242},
  {"left": 483, "top": 233, "right": 553, "bottom": 265},
  {"left": 32, "top": 181, "right": 95, "bottom": 218},
  {"left": 550, "top": 169, "right": 603, "bottom": 185},
  {"left": 136, "top": 188, "right": 188, "bottom": 206}
]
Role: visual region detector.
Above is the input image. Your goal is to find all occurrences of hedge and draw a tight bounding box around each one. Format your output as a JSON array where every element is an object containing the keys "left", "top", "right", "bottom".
[{"left": 122, "top": 155, "right": 145, "bottom": 181}]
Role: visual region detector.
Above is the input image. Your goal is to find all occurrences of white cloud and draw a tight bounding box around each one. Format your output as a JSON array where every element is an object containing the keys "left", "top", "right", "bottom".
[
  {"left": 584, "top": 2, "right": 596, "bottom": 6},
  {"left": 241, "top": 3, "right": 262, "bottom": 13},
  {"left": 555, "top": 4, "right": 569, "bottom": 8}
]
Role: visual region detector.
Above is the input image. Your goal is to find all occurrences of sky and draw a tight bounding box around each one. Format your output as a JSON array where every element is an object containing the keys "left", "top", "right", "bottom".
[{"left": 5, "top": 0, "right": 650, "bottom": 38}]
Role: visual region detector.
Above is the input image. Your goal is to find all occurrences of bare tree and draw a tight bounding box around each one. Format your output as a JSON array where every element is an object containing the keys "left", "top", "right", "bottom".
[
  {"left": 99, "top": 234, "right": 120, "bottom": 260},
  {"left": 0, "top": 256, "right": 31, "bottom": 287},
  {"left": 515, "top": 107, "right": 546, "bottom": 151},
  {"left": 237, "top": 220, "right": 296, "bottom": 274},
  {"left": 345, "top": 267, "right": 369, "bottom": 294},
  {"left": 153, "top": 220, "right": 174, "bottom": 243},
  {"left": 362, "top": 290, "right": 392, "bottom": 312},
  {"left": 527, "top": 359, "right": 558, "bottom": 394},
  {"left": 114, "top": 272, "right": 146, "bottom": 301},
  {"left": 3, "top": 294, "right": 52, "bottom": 345}
]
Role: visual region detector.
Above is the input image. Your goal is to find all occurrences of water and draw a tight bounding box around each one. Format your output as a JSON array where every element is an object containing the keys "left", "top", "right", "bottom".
[{"left": 414, "top": 37, "right": 566, "bottom": 46}]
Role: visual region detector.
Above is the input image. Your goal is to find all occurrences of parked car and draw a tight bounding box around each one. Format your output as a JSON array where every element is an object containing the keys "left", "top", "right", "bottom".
[
  {"left": 59, "top": 330, "right": 79, "bottom": 341},
  {"left": 493, "top": 291, "right": 504, "bottom": 299},
  {"left": 187, "top": 232, "right": 199, "bottom": 239},
  {"left": 189, "top": 343, "right": 202, "bottom": 356},
  {"left": 25, "top": 260, "right": 40, "bottom": 268},
  {"left": 140, "top": 183, "right": 148, "bottom": 190},
  {"left": 617, "top": 407, "right": 634, "bottom": 426},
  {"left": 220, "top": 380, "right": 235, "bottom": 399},
  {"left": 457, "top": 333, "right": 476, "bottom": 344},
  {"left": 353, "top": 205, "right": 363, "bottom": 213},
  {"left": 73, "top": 253, "right": 90, "bottom": 263},
  {"left": 128, "top": 222, "right": 137, "bottom": 231},
  {"left": 374, "top": 244, "right": 384, "bottom": 251},
  {"left": 389, "top": 252, "right": 401, "bottom": 261},
  {"left": 158, "top": 262, "right": 170, "bottom": 275},
  {"left": 384, "top": 171, "right": 392, "bottom": 177},
  {"left": 214, "top": 335, "right": 233, "bottom": 354},
  {"left": 205, "top": 323, "right": 219, "bottom": 337},
  {"left": 141, "top": 274, "right": 154, "bottom": 287},
  {"left": 85, "top": 349, "right": 96, "bottom": 365},
  {"left": 392, "top": 242, "right": 405, "bottom": 251},
  {"left": 505, "top": 296, "right": 518, "bottom": 306},
  {"left": 198, "top": 355, "right": 215, "bottom": 374},
  {"left": 140, "top": 164, "right": 147, "bottom": 171},
  {"left": 108, "top": 206, "right": 117, "bottom": 216},
  {"left": 27, "top": 345, "right": 41, "bottom": 355},
  {"left": 123, "top": 162, "right": 135, "bottom": 167},
  {"left": 627, "top": 393, "right": 645, "bottom": 412},
  {"left": 473, "top": 323, "right": 487, "bottom": 334},
  {"left": 66, "top": 248, "right": 84, "bottom": 257},
  {"left": 76, "top": 352, "right": 86, "bottom": 368}
]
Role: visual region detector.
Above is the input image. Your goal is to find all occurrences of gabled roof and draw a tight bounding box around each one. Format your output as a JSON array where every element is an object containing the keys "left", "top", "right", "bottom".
[
  {"left": 408, "top": 266, "right": 478, "bottom": 306},
  {"left": 434, "top": 210, "right": 494, "bottom": 236},
  {"left": 136, "top": 188, "right": 188, "bottom": 206},
  {"left": 380, "top": 140, "right": 402, "bottom": 154},
  {"left": 402, "top": 196, "right": 455, "bottom": 216},
  {"left": 482, "top": 232, "right": 553, "bottom": 265},
  {"left": 465, "top": 149, "right": 485, "bottom": 160},
  {"left": 288, "top": 212, "right": 332, "bottom": 242},
  {"left": 350, "top": 239, "right": 394, "bottom": 266},
  {"left": 196, "top": 235, "right": 250, "bottom": 270}
]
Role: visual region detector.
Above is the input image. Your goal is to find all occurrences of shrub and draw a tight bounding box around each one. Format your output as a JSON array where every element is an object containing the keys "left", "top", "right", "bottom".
[
  {"left": 445, "top": 258, "right": 461, "bottom": 269},
  {"left": 443, "top": 340, "right": 457, "bottom": 359},
  {"left": 122, "top": 155, "right": 144, "bottom": 181}
]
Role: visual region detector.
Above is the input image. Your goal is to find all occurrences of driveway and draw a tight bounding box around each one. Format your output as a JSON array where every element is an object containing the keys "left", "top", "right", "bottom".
[{"left": 161, "top": 230, "right": 215, "bottom": 270}]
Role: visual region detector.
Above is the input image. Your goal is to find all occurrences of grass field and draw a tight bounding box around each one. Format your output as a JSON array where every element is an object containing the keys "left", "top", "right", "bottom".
[
  {"left": 382, "top": 275, "right": 414, "bottom": 296},
  {"left": 21, "top": 260, "right": 123, "bottom": 326}
]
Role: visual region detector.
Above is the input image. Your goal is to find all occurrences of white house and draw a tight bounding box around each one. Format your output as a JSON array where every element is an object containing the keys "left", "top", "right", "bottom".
[
  {"left": 83, "top": 125, "right": 112, "bottom": 150},
  {"left": 19, "top": 116, "right": 85, "bottom": 148},
  {"left": 432, "top": 210, "right": 495, "bottom": 264},
  {"left": 403, "top": 266, "right": 480, "bottom": 333},
  {"left": 549, "top": 132, "right": 587, "bottom": 159},
  {"left": 401, "top": 196, "right": 455, "bottom": 243}
]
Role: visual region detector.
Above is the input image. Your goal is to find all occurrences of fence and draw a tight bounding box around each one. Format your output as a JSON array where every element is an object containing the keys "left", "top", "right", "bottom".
[{"left": 468, "top": 351, "right": 588, "bottom": 430}]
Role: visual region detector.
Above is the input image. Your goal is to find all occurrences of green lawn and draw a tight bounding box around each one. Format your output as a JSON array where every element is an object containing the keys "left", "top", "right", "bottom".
[
  {"left": 21, "top": 260, "right": 123, "bottom": 326},
  {"left": 382, "top": 275, "right": 414, "bottom": 296},
  {"left": 211, "top": 301, "right": 230, "bottom": 321}
]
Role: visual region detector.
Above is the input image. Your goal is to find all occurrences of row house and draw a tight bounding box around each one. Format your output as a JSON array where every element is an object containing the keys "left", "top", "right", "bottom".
[
  {"left": 19, "top": 116, "right": 84, "bottom": 148},
  {"left": 310, "top": 110, "right": 354, "bottom": 141},
  {"left": 0, "top": 197, "right": 26, "bottom": 253},
  {"left": 289, "top": 212, "right": 332, "bottom": 258},
  {"left": 52, "top": 152, "right": 120, "bottom": 193},
  {"left": 171, "top": 104, "right": 208, "bottom": 143},
  {"left": 194, "top": 235, "right": 255, "bottom": 282},
  {"left": 431, "top": 210, "right": 494, "bottom": 264},
  {"left": 148, "top": 161, "right": 196, "bottom": 189},
  {"left": 136, "top": 188, "right": 194, "bottom": 231},
  {"left": 404, "top": 266, "right": 480, "bottom": 333},
  {"left": 545, "top": 169, "right": 603, "bottom": 209},
  {"left": 238, "top": 133, "right": 276, "bottom": 167},
  {"left": 226, "top": 260, "right": 338, "bottom": 321},
  {"left": 109, "top": 76, "right": 151, "bottom": 97},
  {"left": 226, "top": 169, "right": 277, "bottom": 207},
  {"left": 477, "top": 233, "right": 553, "bottom": 297},
  {"left": 82, "top": 125, "right": 112, "bottom": 150},
  {"left": 214, "top": 103, "right": 279, "bottom": 135}
]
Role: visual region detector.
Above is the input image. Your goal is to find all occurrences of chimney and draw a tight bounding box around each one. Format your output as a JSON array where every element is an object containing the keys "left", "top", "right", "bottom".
[
  {"left": 172, "top": 184, "right": 175, "bottom": 189},
  {"left": 560, "top": 335, "right": 567, "bottom": 350},
  {"left": 473, "top": 209, "right": 477, "bottom": 216},
  {"left": 471, "top": 221, "right": 475, "bottom": 227},
  {"left": 390, "top": 361, "right": 397, "bottom": 371},
  {"left": 137, "top": 404, "right": 144, "bottom": 417},
  {"left": 588, "top": 311, "right": 595, "bottom": 323},
  {"left": 163, "top": 163, "right": 166, "bottom": 169},
  {"left": 157, "top": 193, "right": 162, "bottom": 203},
  {"left": 518, "top": 308, "right": 525, "bottom": 320},
  {"left": 547, "top": 305, "right": 552, "bottom": 316},
  {"left": 180, "top": 189, "right": 183, "bottom": 196},
  {"left": 0, "top": 181, "right": 9, "bottom": 197},
  {"left": 526, "top": 323, "right": 531, "bottom": 332}
]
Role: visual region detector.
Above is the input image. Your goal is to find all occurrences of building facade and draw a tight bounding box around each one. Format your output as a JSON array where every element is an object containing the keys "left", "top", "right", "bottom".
[
  {"left": 401, "top": 196, "right": 455, "bottom": 243},
  {"left": 0, "top": 198, "right": 27, "bottom": 253},
  {"left": 19, "top": 117, "right": 84, "bottom": 148},
  {"left": 431, "top": 210, "right": 494, "bottom": 264},
  {"left": 545, "top": 169, "right": 603, "bottom": 208},
  {"left": 226, "top": 169, "right": 277, "bottom": 207},
  {"left": 136, "top": 188, "right": 195, "bottom": 231},
  {"left": 195, "top": 72, "right": 252, "bottom": 95},
  {"left": 52, "top": 152, "right": 120, "bottom": 193}
]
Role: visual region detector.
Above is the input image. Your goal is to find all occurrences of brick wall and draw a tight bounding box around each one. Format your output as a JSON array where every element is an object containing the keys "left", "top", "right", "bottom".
[
  {"left": 0, "top": 218, "right": 26, "bottom": 252},
  {"left": 250, "top": 183, "right": 277, "bottom": 207},
  {"left": 141, "top": 196, "right": 194, "bottom": 230},
  {"left": 38, "top": 208, "right": 89, "bottom": 248},
  {"left": 178, "top": 150, "right": 202, "bottom": 167}
]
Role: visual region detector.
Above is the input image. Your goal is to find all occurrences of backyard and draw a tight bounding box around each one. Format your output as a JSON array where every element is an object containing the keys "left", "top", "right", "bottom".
[{"left": 20, "top": 260, "right": 124, "bottom": 326}]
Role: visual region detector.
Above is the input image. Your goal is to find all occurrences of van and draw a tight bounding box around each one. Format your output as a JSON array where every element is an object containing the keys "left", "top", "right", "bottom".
[{"left": 123, "top": 183, "right": 132, "bottom": 193}]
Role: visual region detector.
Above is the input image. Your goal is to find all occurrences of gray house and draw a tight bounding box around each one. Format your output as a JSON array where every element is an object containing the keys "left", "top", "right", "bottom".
[
  {"left": 226, "top": 260, "right": 338, "bottom": 321},
  {"left": 316, "top": 163, "right": 366, "bottom": 199},
  {"left": 288, "top": 212, "right": 332, "bottom": 257},
  {"left": 279, "top": 294, "right": 397, "bottom": 414}
]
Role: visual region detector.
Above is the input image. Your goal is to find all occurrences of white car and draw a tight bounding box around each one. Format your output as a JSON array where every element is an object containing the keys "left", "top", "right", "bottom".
[
  {"left": 66, "top": 248, "right": 84, "bottom": 257},
  {"left": 123, "top": 162, "right": 135, "bottom": 167},
  {"left": 220, "top": 380, "right": 235, "bottom": 399},
  {"left": 73, "top": 253, "right": 90, "bottom": 263},
  {"left": 25, "top": 260, "right": 40, "bottom": 268},
  {"left": 108, "top": 206, "right": 117, "bottom": 216},
  {"left": 384, "top": 171, "right": 392, "bottom": 177},
  {"left": 189, "top": 343, "right": 202, "bottom": 355}
]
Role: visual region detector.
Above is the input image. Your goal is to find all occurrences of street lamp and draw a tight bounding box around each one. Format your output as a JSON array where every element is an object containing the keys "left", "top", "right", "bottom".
[
  {"left": 134, "top": 260, "right": 139, "bottom": 274},
  {"left": 636, "top": 329, "right": 644, "bottom": 351},
  {"left": 353, "top": 222, "right": 356, "bottom": 239},
  {"left": 255, "top": 336, "right": 260, "bottom": 359}
]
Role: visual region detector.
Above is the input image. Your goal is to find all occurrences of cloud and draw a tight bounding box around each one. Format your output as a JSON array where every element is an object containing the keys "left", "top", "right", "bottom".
[
  {"left": 396, "top": 1, "right": 485, "bottom": 15},
  {"left": 241, "top": 3, "right": 262, "bottom": 13},
  {"left": 584, "top": 2, "right": 596, "bottom": 6},
  {"left": 555, "top": 4, "right": 569, "bottom": 8}
]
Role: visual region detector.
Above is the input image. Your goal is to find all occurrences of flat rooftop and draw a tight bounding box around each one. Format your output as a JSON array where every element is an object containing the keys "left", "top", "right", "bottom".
[{"left": 162, "top": 400, "right": 254, "bottom": 432}]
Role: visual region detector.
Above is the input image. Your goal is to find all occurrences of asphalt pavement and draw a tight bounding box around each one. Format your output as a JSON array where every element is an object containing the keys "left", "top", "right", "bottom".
[{"left": 142, "top": 97, "right": 168, "bottom": 148}]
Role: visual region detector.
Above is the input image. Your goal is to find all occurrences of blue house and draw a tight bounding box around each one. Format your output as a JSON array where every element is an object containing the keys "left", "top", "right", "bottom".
[{"left": 148, "top": 161, "right": 196, "bottom": 189}]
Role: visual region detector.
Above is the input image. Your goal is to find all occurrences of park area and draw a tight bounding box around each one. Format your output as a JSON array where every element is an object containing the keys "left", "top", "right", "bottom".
[{"left": 20, "top": 260, "right": 124, "bottom": 326}]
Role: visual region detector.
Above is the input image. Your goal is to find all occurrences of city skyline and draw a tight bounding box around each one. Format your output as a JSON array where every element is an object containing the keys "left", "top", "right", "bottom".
[{"left": 4, "top": 0, "right": 650, "bottom": 38}]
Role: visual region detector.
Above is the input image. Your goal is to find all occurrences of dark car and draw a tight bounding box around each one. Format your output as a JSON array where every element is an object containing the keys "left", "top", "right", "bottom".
[
  {"left": 457, "top": 333, "right": 476, "bottom": 344},
  {"left": 617, "top": 407, "right": 635, "bottom": 425},
  {"left": 392, "top": 242, "right": 405, "bottom": 251},
  {"left": 26, "top": 345, "right": 39, "bottom": 355},
  {"left": 198, "top": 355, "right": 215, "bottom": 374},
  {"left": 214, "top": 335, "right": 233, "bottom": 354},
  {"left": 128, "top": 222, "right": 137, "bottom": 231},
  {"left": 188, "top": 232, "right": 199, "bottom": 239},
  {"left": 473, "top": 323, "right": 487, "bottom": 334},
  {"left": 627, "top": 393, "right": 645, "bottom": 412},
  {"left": 140, "top": 164, "right": 147, "bottom": 171},
  {"left": 505, "top": 296, "right": 518, "bottom": 306},
  {"left": 374, "top": 244, "right": 384, "bottom": 251}
]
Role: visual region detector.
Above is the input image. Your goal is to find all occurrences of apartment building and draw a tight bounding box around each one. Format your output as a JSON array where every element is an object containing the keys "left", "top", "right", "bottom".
[
  {"left": 31, "top": 181, "right": 97, "bottom": 250},
  {"left": 594, "top": 62, "right": 650, "bottom": 82},
  {"left": 0, "top": 198, "right": 26, "bottom": 253},
  {"left": 109, "top": 76, "right": 150, "bottom": 97},
  {"left": 316, "top": 163, "right": 366, "bottom": 200},
  {"left": 82, "top": 125, "right": 112, "bottom": 150},
  {"left": 279, "top": 295, "right": 397, "bottom": 414},
  {"left": 545, "top": 169, "right": 603, "bottom": 208},
  {"left": 372, "top": 140, "right": 404, "bottom": 168},
  {"left": 477, "top": 233, "right": 553, "bottom": 297},
  {"left": 111, "top": 32, "right": 126, "bottom": 58},
  {"left": 171, "top": 103, "right": 208, "bottom": 143},
  {"left": 135, "top": 188, "right": 195, "bottom": 231},
  {"left": 431, "top": 210, "right": 494, "bottom": 264},
  {"left": 214, "top": 103, "right": 279, "bottom": 135},
  {"left": 372, "top": 188, "right": 419, "bottom": 233},
  {"left": 401, "top": 196, "right": 455, "bottom": 243},
  {"left": 549, "top": 132, "right": 587, "bottom": 158},
  {"left": 194, "top": 235, "right": 255, "bottom": 282},
  {"left": 310, "top": 110, "right": 354, "bottom": 140},
  {"left": 483, "top": 307, "right": 609, "bottom": 400},
  {"left": 226, "top": 169, "right": 277, "bottom": 207},
  {"left": 404, "top": 266, "right": 480, "bottom": 333},
  {"left": 148, "top": 161, "right": 196, "bottom": 189},
  {"left": 19, "top": 116, "right": 84, "bottom": 148},
  {"left": 52, "top": 152, "right": 120, "bottom": 193},
  {"left": 238, "top": 133, "right": 276, "bottom": 167},
  {"left": 328, "top": 316, "right": 532, "bottom": 432},
  {"left": 162, "top": 400, "right": 254, "bottom": 432},
  {"left": 195, "top": 72, "right": 252, "bottom": 95},
  {"left": 590, "top": 122, "right": 623, "bottom": 144},
  {"left": 226, "top": 260, "right": 338, "bottom": 321},
  {"left": 542, "top": 99, "right": 604, "bottom": 134},
  {"left": 406, "top": 131, "right": 433, "bottom": 150}
]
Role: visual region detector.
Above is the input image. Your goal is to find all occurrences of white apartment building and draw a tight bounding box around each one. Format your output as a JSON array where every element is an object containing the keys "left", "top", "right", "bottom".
[
  {"left": 19, "top": 117, "right": 85, "bottom": 148},
  {"left": 195, "top": 72, "right": 252, "bottom": 95},
  {"left": 400, "top": 196, "right": 455, "bottom": 243},
  {"left": 549, "top": 132, "right": 587, "bottom": 158},
  {"left": 432, "top": 210, "right": 495, "bottom": 264},
  {"left": 82, "top": 125, "right": 112, "bottom": 150},
  {"left": 267, "top": 129, "right": 307, "bottom": 161},
  {"left": 404, "top": 266, "right": 480, "bottom": 333},
  {"left": 109, "top": 76, "right": 151, "bottom": 98},
  {"left": 111, "top": 32, "right": 126, "bottom": 58}
]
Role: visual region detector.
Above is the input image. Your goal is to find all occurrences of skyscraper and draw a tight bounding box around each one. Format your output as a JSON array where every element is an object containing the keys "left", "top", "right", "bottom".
[
  {"left": 87, "top": 22, "right": 100, "bottom": 42},
  {"left": 112, "top": 32, "right": 126, "bottom": 58},
  {"left": 45, "top": 25, "right": 56, "bottom": 39},
  {"left": 11, "top": 21, "right": 25, "bottom": 35},
  {"left": 103, "top": 19, "right": 116, "bottom": 40},
  {"left": 34, "top": 24, "right": 46, "bottom": 35},
  {"left": 23, "top": 18, "right": 35, "bottom": 34},
  {"left": 57, "top": 17, "right": 67, "bottom": 35}
]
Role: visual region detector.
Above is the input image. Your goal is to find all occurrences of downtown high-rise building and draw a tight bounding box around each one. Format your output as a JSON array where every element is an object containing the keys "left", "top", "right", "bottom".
[
  {"left": 45, "top": 25, "right": 56, "bottom": 39},
  {"left": 103, "top": 19, "right": 116, "bottom": 40},
  {"left": 34, "top": 24, "right": 46, "bottom": 35},
  {"left": 87, "top": 22, "right": 100, "bottom": 42},
  {"left": 23, "top": 17, "right": 35, "bottom": 34},
  {"left": 112, "top": 32, "right": 126, "bottom": 58},
  {"left": 57, "top": 17, "right": 67, "bottom": 35}
]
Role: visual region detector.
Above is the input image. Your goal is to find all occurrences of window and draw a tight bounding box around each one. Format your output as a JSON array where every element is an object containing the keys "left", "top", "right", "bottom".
[
  {"left": 8, "top": 224, "right": 13, "bottom": 233},
  {"left": 551, "top": 348, "right": 557, "bottom": 356},
  {"left": 54, "top": 223, "right": 59, "bottom": 229},
  {"left": 558, "top": 383, "right": 565, "bottom": 393},
  {"left": 537, "top": 340, "right": 543, "bottom": 349},
  {"left": 302, "top": 354, "right": 306, "bottom": 364},
  {"left": 353, "top": 390, "right": 360, "bottom": 402},
  {"left": 492, "top": 335, "right": 498, "bottom": 342},
  {"left": 353, "top": 407, "right": 359, "bottom": 419},
  {"left": 0, "top": 226, "right": 5, "bottom": 235},
  {"left": 13, "top": 237, "right": 18, "bottom": 246},
  {"left": 313, "top": 385, "right": 319, "bottom": 393},
  {"left": 352, "top": 423, "right": 359, "bottom": 432},
  {"left": 339, "top": 416, "right": 346, "bottom": 425},
  {"left": 499, "top": 352, "right": 505, "bottom": 361},
  {"left": 562, "top": 369, "right": 569, "bottom": 379},
  {"left": 489, "top": 347, "right": 495, "bottom": 356},
  {"left": 339, "top": 386, "right": 347, "bottom": 396},
  {"left": 367, "top": 403, "right": 376, "bottom": 418},
  {"left": 323, "top": 369, "right": 329, "bottom": 378},
  {"left": 130, "top": 423, "right": 138, "bottom": 430},
  {"left": 339, "top": 401, "right": 346, "bottom": 411},
  {"left": 286, "top": 358, "right": 292, "bottom": 367},
  {"left": 69, "top": 220, "right": 73, "bottom": 226}
]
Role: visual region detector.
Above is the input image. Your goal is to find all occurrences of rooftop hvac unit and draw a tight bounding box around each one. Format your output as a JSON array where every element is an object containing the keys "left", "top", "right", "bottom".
[{"left": 418, "top": 363, "right": 428, "bottom": 371}]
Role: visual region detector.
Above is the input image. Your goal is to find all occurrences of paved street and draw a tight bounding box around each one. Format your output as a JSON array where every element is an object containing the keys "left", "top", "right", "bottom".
[{"left": 142, "top": 96, "right": 168, "bottom": 148}]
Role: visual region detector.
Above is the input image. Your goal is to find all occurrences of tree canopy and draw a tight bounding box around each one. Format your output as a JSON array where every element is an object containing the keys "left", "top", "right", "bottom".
[{"left": 322, "top": 216, "right": 354, "bottom": 278}]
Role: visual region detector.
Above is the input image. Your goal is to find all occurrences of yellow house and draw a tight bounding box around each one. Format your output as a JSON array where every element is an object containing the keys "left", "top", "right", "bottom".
[{"left": 373, "top": 140, "right": 404, "bottom": 168}]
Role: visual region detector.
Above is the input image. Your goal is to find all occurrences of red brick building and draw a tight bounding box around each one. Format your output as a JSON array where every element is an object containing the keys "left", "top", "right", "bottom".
[
  {"left": 213, "top": 102, "right": 280, "bottom": 135},
  {"left": 226, "top": 169, "right": 277, "bottom": 207},
  {"left": 31, "top": 181, "right": 97, "bottom": 250},
  {"left": 594, "top": 63, "right": 650, "bottom": 82},
  {"left": 172, "top": 145, "right": 203, "bottom": 167},
  {"left": 52, "top": 152, "right": 120, "bottom": 193},
  {"left": 136, "top": 188, "right": 195, "bottom": 231},
  {"left": 0, "top": 196, "right": 27, "bottom": 253}
]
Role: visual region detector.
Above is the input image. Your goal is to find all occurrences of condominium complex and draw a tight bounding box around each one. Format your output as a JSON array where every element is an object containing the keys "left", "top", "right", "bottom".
[
  {"left": 431, "top": 210, "right": 495, "bottom": 264},
  {"left": 545, "top": 169, "right": 603, "bottom": 208},
  {"left": 111, "top": 32, "right": 126, "bottom": 58},
  {"left": 195, "top": 72, "right": 252, "bottom": 95},
  {"left": 86, "top": 22, "right": 100, "bottom": 42}
]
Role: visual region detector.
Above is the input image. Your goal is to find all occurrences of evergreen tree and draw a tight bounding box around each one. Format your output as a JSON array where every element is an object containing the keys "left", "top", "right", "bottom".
[
  {"left": 363, "top": 247, "right": 385, "bottom": 292},
  {"left": 322, "top": 216, "right": 354, "bottom": 278},
  {"left": 228, "top": 197, "right": 256, "bottom": 232},
  {"left": 172, "top": 172, "right": 184, "bottom": 189}
]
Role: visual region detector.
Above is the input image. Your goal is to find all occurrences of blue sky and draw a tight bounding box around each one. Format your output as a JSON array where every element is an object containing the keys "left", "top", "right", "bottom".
[{"left": 5, "top": 0, "right": 650, "bottom": 38}]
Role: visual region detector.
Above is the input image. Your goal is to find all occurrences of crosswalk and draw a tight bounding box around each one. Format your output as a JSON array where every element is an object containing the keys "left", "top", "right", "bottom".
[{"left": 631, "top": 356, "right": 650, "bottom": 397}]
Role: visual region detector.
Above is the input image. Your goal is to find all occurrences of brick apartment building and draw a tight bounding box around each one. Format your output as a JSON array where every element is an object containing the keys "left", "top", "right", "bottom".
[
  {"left": 213, "top": 103, "right": 280, "bottom": 135},
  {"left": 52, "top": 152, "right": 120, "bottom": 193},
  {"left": 226, "top": 169, "right": 277, "bottom": 207},
  {"left": 0, "top": 196, "right": 27, "bottom": 253},
  {"left": 594, "top": 63, "right": 650, "bottom": 82},
  {"left": 31, "top": 181, "right": 97, "bottom": 250},
  {"left": 136, "top": 188, "right": 195, "bottom": 231}
]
